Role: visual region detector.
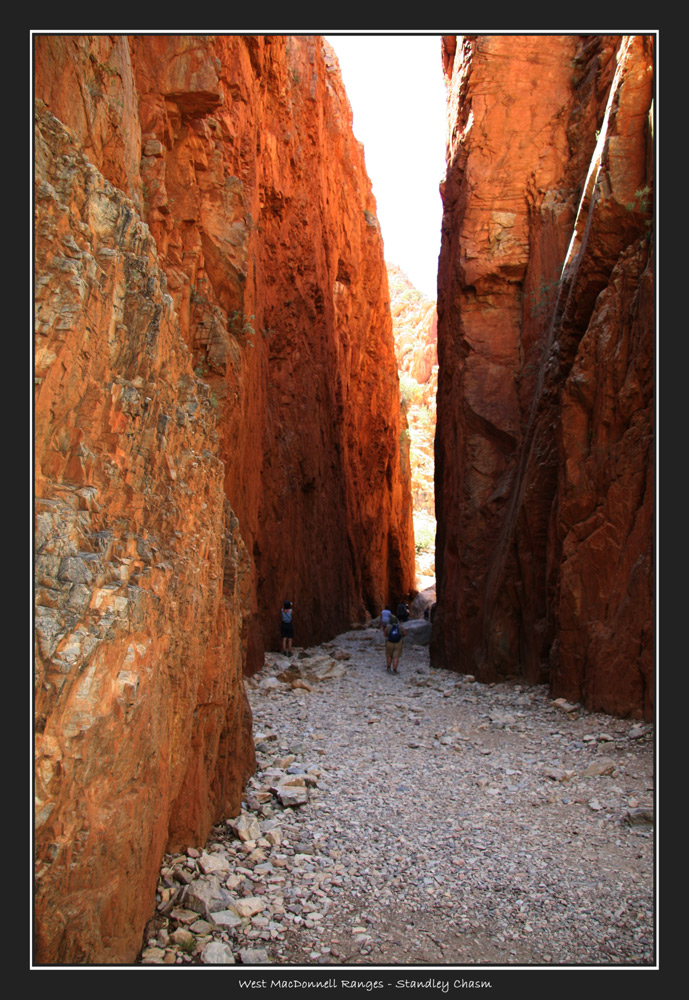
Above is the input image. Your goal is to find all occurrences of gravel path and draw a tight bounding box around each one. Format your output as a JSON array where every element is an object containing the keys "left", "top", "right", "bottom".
[{"left": 140, "top": 625, "right": 655, "bottom": 969}]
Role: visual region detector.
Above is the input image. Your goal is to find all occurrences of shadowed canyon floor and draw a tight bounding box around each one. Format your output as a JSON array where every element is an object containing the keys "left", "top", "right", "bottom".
[{"left": 139, "top": 625, "right": 654, "bottom": 968}]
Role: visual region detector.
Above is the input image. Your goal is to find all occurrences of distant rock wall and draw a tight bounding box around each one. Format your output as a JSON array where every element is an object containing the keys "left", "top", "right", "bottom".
[
  {"left": 388, "top": 263, "right": 438, "bottom": 391},
  {"left": 34, "top": 34, "right": 414, "bottom": 963},
  {"left": 432, "top": 34, "right": 654, "bottom": 719},
  {"left": 387, "top": 263, "right": 438, "bottom": 584}
]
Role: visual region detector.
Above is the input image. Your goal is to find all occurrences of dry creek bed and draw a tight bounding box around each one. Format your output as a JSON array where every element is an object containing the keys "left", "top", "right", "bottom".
[{"left": 139, "top": 624, "right": 655, "bottom": 969}]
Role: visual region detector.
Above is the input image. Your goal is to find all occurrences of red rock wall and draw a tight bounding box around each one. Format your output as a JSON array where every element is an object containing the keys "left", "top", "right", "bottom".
[
  {"left": 432, "top": 35, "right": 654, "bottom": 719},
  {"left": 34, "top": 33, "right": 414, "bottom": 660},
  {"left": 34, "top": 101, "right": 255, "bottom": 963},
  {"left": 34, "top": 34, "right": 414, "bottom": 963}
]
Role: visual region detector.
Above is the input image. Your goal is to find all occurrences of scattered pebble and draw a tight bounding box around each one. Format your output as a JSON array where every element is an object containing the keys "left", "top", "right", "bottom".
[{"left": 138, "top": 627, "right": 655, "bottom": 966}]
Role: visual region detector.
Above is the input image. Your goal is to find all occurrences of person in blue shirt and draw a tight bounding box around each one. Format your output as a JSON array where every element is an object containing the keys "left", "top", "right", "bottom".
[
  {"left": 380, "top": 605, "right": 393, "bottom": 631},
  {"left": 281, "top": 600, "right": 294, "bottom": 657}
]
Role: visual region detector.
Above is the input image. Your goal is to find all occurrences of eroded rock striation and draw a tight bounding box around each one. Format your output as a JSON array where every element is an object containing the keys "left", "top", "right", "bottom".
[
  {"left": 432, "top": 35, "right": 654, "bottom": 719},
  {"left": 34, "top": 101, "right": 256, "bottom": 963},
  {"left": 34, "top": 34, "right": 414, "bottom": 964}
]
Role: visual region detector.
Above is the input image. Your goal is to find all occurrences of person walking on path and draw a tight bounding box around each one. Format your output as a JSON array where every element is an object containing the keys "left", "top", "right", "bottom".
[
  {"left": 281, "top": 600, "right": 295, "bottom": 656},
  {"left": 380, "top": 605, "right": 392, "bottom": 631},
  {"left": 396, "top": 601, "right": 410, "bottom": 622},
  {"left": 383, "top": 614, "right": 405, "bottom": 673}
]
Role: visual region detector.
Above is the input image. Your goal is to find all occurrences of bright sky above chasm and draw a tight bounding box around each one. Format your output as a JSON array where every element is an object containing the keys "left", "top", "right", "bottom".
[{"left": 324, "top": 33, "right": 447, "bottom": 302}]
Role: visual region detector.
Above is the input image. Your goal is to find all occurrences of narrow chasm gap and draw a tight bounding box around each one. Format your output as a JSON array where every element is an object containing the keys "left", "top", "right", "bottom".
[
  {"left": 325, "top": 32, "right": 446, "bottom": 625},
  {"left": 388, "top": 263, "right": 438, "bottom": 613}
]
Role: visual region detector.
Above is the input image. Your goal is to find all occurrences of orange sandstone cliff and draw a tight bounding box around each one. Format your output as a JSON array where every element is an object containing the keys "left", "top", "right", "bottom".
[
  {"left": 34, "top": 34, "right": 414, "bottom": 963},
  {"left": 432, "top": 35, "right": 654, "bottom": 719}
]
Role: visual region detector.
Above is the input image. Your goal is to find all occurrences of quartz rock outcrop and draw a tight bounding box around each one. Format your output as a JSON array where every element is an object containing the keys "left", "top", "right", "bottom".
[
  {"left": 432, "top": 35, "right": 654, "bottom": 719},
  {"left": 34, "top": 34, "right": 414, "bottom": 964}
]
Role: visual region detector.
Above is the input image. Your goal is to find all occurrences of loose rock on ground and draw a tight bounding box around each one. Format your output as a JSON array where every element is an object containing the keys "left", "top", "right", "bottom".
[{"left": 138, "top": 624, "right": 655, "bottom": 967}]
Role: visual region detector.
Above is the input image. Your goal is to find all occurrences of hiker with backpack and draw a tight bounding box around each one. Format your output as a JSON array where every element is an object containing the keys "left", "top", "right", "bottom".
[
  {"left": 384, "top": 614, "right": 406, "bottom": 673},
  {"left": 281, "top": 600, "right": 295, "bottom": 657}
]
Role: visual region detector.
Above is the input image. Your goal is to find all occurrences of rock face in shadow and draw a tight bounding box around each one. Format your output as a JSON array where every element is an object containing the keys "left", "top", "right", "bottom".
[
  {"left": 432, "top": 34, "right": 654, "bottom": 719},
  {"left": 34, "top": 34, "right": 414, "bottom": 964}
]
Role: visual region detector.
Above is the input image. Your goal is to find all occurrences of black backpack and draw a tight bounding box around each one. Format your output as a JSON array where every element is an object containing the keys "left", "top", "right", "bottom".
[{"left": 388, "top": 622, "right": 402, "bottom": 642}]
